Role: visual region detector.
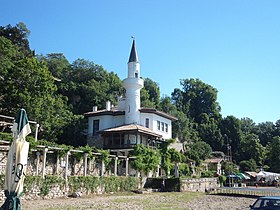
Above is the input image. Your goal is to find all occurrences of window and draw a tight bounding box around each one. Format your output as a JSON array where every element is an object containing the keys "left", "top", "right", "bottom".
[
  {"left": 145, "top": 118, "right": 149, "bottom": 128},
  {"left": 157, "top": 121, "right": 160, "bottom": 130},
  {"left": 161, "top": 122, "right": 164, "bottom": 131},
  {"left": 135, "top": 72, "right": 138, "bottom": 78},
  {"left": 92, "top": 120, "right": 99, "bottom": 136},
  {"left": 165, "top": 123, "right": 168, "bottom": 132}
]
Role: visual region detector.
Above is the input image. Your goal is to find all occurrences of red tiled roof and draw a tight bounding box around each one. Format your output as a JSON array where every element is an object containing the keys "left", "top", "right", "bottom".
[
  {"left": 84, "top": 107, "right": 177, "bottom": 121},
  {"left": 84, "top": 108, "right": 124, "bottom": 117},
  {"left": 140, "top": 108, "right": 178, "bottom": 121},
  {"left": 98, "top": 124, "right": 162, "bottom": 138}
]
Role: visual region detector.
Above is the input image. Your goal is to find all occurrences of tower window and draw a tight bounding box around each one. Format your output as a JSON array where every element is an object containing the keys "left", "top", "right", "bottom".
[{"left": 135, "top": 72, "right": 138, "bottom": 78}]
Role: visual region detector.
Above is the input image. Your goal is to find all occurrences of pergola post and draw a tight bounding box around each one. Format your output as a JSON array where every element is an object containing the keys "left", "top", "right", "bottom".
[
  {"left": 88, "top": 159, "right": 92, "bottom": 173},
  {"left": 83, "top": 153, "right": 88, "bottom": 176},
  {"left": 42, "top": 147, "right": 48, "bottom": 178},
  {"left": 156, "top": 164, "right": 160, "bottom": 177},
  {"left": 174, "top": 162, "right": 179, "bottom": 177},
  {"left": 36, "top": 151, "right": 40, "bottom": 176},
  {"left": 65, "top": 151, "right": 70, "bottom": 180},
  {"left": 101, "top": 159, "right": 105, "bottom": 176},
  {"left": 114, "top": 156, "right": 118, "bottom": 176},
  {"left": 56, "top": 153, "right": 60, "bottom": 175},
  {"left": 35, "top": 123, "right": 40, "bottom": 142},
  {"left": 125, "top": 158, "right": 129, "bottom": 176}
]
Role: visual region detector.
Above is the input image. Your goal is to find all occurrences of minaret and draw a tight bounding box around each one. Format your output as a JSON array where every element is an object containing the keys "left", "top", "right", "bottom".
[{"left": 123, "top": 38, "right": 144, "bottom": 124}]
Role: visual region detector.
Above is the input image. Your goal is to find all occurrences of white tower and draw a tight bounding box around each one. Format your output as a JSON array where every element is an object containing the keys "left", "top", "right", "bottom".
[{"left": 123, "top": 39, "right": 144, "bottom": 124}]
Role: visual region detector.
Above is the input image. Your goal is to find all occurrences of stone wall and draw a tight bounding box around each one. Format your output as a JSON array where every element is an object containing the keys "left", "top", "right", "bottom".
[
  {"left": 144, "top": 177, "right": 219, "bottom": 192},
  {"left": 181, "top": 177, "right": 219, "bottom": 192},
  {"left": 0, "top": 176, "right": 140, "bottom": 201}
]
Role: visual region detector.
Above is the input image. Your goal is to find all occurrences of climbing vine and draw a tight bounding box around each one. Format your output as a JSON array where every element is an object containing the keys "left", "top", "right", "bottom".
[
  {"left": 24, "top": 175, "right": 65, "bottom": 196},
  {"left": 132, "top": 144, "right": 161, "bottom": 175},
  {"left": 98, "top": 149, "right": 111, "bottom": 168}
]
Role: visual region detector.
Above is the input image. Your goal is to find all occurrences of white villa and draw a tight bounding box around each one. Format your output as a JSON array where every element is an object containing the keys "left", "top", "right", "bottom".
[{"left": 84, "top": 40, "right": 177, "bottom": 156}]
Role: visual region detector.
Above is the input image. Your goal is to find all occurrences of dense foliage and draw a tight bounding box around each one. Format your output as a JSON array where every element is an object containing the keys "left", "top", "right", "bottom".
[
  {"left": 132, "top": 144, "right": 160, "bottom": 175},
  {"left": 19, "top": 175, "right": 138, "bottom": 196},
  {"left": 1, "top": 23, "right": 280, "bottom": 174}
]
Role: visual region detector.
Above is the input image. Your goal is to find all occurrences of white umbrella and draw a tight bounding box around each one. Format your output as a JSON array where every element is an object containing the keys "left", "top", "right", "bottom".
[{"left": 1, "top": 109, "right": 31, "bottom": 210}]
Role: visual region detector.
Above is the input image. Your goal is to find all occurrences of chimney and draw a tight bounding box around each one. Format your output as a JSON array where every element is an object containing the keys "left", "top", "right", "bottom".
[
  {"left": 92, "top": 106, "right": 98, "bottom": 112},
  {"left": 106, "top": 101, "right": 111, "bottom": 111}
]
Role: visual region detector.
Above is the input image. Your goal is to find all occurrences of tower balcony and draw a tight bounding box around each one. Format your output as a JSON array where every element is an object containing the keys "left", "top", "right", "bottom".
[{"left": 123, "top": 77, "right": 144, "bottom": 90}]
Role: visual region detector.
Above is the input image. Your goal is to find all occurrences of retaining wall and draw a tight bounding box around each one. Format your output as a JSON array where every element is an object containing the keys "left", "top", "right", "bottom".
[{"left": 181, "top": 177, "right": 219, "bottom": 192}]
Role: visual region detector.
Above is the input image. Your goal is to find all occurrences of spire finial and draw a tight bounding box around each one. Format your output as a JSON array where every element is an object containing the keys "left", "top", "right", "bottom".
[{"left": 128, "top": 36, "right": 138, "bottom": 62}]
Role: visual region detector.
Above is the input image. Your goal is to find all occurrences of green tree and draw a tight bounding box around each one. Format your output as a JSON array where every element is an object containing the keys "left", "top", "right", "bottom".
[
  {"left": 159, "top": 140, "right": 172, "bottom": 176},
  {"left": 274, "top": 119, "right": 280, "bottom": 137},
  {"left": 239, "top": 159, "right": 257, "bottom": 172},
  {"left": 239, "top": 133, "right": 265, "bottom": 165},
  {"left": 159, "top": 97, "right": 199, "bottom": 142},
  {"left": 140, "top": 78, "right": 160, "bottom": 108},
  {"left": 172, "top": 110, "right": 199, "bottom": 143},
  {"left": 185, "top": 141, "right": 212, "bottom": 165},
  {"left": 222, "top": 161, "right": 239, "bottom": 175},
  {"left": 220, "top": 116, "right": 243, "bottom": 162},
  {"left": 198, "top": 114, "right": 223, "bottom": 151},
  {"left": 39, "top": 53, "right": 71, "bottom": 80},
  {"left": 43, "top": 58, "right": 123, "bottom": 114},
  {"left": 255, "top": 121, "right": 276, "bottom": 146},
  {"left": 57, "top": 115, "right": 87, "bottom": 146},
  {"left": 175, "top": 78, "right": 221, "bottom": 123},
  {"left": 171, "top": 78, "right": 222, "bottom": 147},
  {"left": 168, "top": 148, "right": 183, "bottom": 163},
  {"left": 0, "top": 22, "right": 32, "bottom": 56},
  {"left": 266, "top": 136, "right": 280, "bottom": 173},
  {"left": 159, "top": 96, "right": 177, "bottom": 114},
  {"left": 0, "top": 36, "right": 74, "bottom": 141},
  {"left": 240, "top": 117, "right": 256, "bottom": 134},
  {"left": 171, "top": 88, "right": 189, "bottom": 114}
]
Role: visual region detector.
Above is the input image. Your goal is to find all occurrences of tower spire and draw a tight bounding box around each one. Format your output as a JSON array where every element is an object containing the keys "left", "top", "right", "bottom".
[
  {"left": 123, "top": 38, "right": 144, "bottom": 125},
  {"left": 128, "top": 37, "right": 138, "bottom": 63}
]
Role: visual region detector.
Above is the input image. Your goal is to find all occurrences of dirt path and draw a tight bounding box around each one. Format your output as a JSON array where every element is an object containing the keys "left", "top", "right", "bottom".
[{"left": 21, "top": 192, "right": 256, "bottom": 210}]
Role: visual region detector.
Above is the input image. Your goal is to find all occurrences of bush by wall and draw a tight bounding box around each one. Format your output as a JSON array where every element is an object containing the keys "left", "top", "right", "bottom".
[
  {"left": 144, "top": 177, "right": 181, "bottom": 192},
  {"left": 0, "top": 175, "right": 139, "bottom": 200}
]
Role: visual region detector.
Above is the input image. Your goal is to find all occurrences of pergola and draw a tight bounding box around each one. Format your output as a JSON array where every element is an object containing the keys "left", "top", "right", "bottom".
[{"left": 0, "top": 140, "right": 132, "bottom": 178}]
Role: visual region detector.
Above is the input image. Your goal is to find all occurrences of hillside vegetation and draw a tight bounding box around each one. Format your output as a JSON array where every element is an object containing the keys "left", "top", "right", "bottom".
[{"left": 1, "top": 23, "right": 280, "bottom": 174}]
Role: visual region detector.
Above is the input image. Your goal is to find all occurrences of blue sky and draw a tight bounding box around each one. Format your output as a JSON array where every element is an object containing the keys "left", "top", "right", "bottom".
[{"left": 2, "top": 0, "right": 280, "bottom": 123}]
